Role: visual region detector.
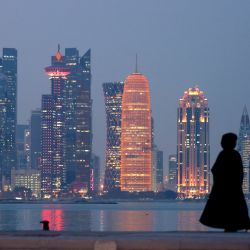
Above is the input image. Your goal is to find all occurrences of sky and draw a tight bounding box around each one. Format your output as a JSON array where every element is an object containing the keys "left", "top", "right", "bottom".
[{"left": 1, "top": 0, "right": 250, "bottom": 176}]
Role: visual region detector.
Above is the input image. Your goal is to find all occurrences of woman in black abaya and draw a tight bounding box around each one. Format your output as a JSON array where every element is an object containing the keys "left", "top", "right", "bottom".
[{"left": 200, "top": 133, "right": 250, "bottom": 232}]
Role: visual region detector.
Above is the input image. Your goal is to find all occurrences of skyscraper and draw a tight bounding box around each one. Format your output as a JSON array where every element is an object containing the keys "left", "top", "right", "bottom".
[
  {"left": 177, "top": 87, "right": 210, "bottom": 198},
  {"left": 103, "top": 82, "right": 124, "bottom": 191},
  {"left": 168, "top": 154, "right": 177, "bottom": 189},
  {"left": 41, "top": 47, "right": 70, "bottom": 198},
  {"left": 0, "top": 48, "right": 17, "bottom": 190},
  {"left": 41, "top": 46, "right": 92, "bottom": 198},
  {"left": 30, "top": 109, "right": 41, "bottom": 169},
  {"left": 120, "top": 70, "right": 152, "bottom": 192},
  {"left": 64, "top": 48, "right": 92, "bottom": 193},
  {"left": 152, "top": 145, "right": 164, "bottom": 192},
  {"left": 238, "top": 106, "right": 250, "bottom": 195}
]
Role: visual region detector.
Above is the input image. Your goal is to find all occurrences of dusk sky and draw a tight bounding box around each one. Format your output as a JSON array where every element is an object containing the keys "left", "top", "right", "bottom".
[{"left": 1, "top": 0, "right": 250, "bottom": 175}]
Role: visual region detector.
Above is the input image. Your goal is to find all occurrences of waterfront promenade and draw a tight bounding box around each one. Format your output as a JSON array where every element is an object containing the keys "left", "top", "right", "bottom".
[{"left": 0, "top": 231, "right": 249, "bottom": 250}]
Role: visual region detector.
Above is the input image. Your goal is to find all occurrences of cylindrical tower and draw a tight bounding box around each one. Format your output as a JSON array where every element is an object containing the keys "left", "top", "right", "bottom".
[{"left": 120, "top": 72, "right": 152, "bottom": 192}]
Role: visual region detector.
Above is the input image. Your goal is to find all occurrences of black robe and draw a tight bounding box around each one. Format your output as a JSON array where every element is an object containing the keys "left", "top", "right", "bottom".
[{"left": 200, "top": 149, "right": 250, "bottom": 230}]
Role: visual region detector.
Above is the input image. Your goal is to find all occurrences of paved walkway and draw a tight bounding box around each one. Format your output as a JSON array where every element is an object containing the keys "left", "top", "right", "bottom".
[{"left": 0, "top": 231, "right": 249, "bottom": 249}]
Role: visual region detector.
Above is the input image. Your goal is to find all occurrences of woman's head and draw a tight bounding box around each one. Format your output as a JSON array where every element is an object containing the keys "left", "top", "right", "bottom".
[{"left": 221, "top": 133, "right": 237, "bottom": 150}]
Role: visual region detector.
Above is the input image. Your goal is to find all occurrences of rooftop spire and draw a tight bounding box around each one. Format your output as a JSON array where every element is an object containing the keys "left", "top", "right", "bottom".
[{"left": 135, "top": 53, "right": 138, "bottom": 73}]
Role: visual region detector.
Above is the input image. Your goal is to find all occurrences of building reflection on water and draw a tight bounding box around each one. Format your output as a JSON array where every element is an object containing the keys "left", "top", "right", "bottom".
[
  {"left": 41, "top": 205, "right": 91, "bottom": 231},
  {"left": 92, "top": 210, "right": 154, "bottom": 231},
  {"left": 0, "top": 202, "right": 219, "bottom": 231},
  {"left": 41, "top": 208, "right": 63, "bottom": 231}
]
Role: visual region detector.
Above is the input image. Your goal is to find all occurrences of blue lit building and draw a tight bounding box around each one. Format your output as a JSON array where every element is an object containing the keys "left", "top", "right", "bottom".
[{"left": 103, "top": 82, "right": 124, "bottom": 191}]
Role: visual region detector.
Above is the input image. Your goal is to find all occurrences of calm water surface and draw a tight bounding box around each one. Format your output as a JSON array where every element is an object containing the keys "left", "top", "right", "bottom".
[{"left": 0, "top": 201, "right": 220, "bottom": 231}]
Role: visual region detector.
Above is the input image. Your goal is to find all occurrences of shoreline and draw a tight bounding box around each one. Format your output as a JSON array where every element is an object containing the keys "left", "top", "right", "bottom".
[{"left": 0, "top": 231, "right": 247, "bottom": 250}]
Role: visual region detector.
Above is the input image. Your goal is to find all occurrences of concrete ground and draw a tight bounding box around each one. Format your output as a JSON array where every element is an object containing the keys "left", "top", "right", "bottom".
[{"left": 0, "top": 231, "right": 249, "bottom": 250}]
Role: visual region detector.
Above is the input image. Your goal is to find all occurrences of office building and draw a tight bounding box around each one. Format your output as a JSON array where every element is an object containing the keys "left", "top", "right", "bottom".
[
  {"left": 64, "top": 48, "right": 92, "bottom": 193},
  {"left": 120, "top": 69, "right": 152, "bottom": 192},
  {"left": 103, "top": 82, "right": 124, "bottom": 191},
  {"left": 0, "top": 48, "right": 17, "bottom": 190},
  {"left": 11, "top": 169, "right": 41, "bottom": 198},
  {"left": 30, "top": 109, "right": 41, "bottom": 170},
  {"left": 168, "top": 154, "right": 177, "bottom": 191},
  {"left": 152, "top": 146, "right": 164, "bottom": 192},
  {"left": 238, "top": 106, "right": 250, "bottom": 195},
  {"left": 41, "top": 47, "right": 70, "bottom": 198},
  {"left": 177, "top": 87, "right": 210, "bottom": 198},
  {"left": 41, "top": 46, "right": 92, "bottom": 198}
]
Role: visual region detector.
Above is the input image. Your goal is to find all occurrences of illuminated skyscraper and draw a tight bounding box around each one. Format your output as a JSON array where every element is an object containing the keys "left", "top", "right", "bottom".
[
  {"left": 103, "top": 82, "right": 124, "bottom": 191},
  {"left": 177, "top": 87, "right": 210, "bottom": 198},
  {"left": 168, "top": 154, "right": 177, "bottom": 189},
  {"left": 152, "top": 145, "right": 163, "bottom": 192},
  {"left": 64, "top": 48, "right": 92, "bottom": 193},
  {"left": 0, "top": 48, "right": 17, "bottom": 190},
  {"left": 30, "top": 109, "right": 41, "bottom": 170},
  {"left": 41, "top": 47, "right": 92, "bottom": 198},
  {"left": 120, "top": 71, "right": 152, "bottom": 192},
  {"left": 238, "top": 105, "right": 250, "bottom": 195},
  {"left": 41, "top": 47, "right": 70, "bottom": 198}
]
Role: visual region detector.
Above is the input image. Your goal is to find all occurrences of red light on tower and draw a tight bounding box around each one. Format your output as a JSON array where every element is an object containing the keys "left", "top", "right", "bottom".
[{"left": 45, "top": 45, "right": 70, "bottom": 78}]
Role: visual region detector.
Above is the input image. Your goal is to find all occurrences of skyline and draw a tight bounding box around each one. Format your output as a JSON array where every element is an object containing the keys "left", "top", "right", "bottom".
[{"left": 1, "top": 1, "right": 250, "bottom": 174}]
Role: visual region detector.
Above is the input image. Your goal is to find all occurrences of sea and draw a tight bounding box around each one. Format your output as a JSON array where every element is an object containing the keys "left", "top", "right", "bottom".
[{"left": 0, "top": 201, "right": 223, "bottom": 232}]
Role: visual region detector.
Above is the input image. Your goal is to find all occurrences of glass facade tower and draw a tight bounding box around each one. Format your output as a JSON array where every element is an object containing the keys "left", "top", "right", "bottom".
[
  {"left": 41, "top": 48, "right": 70, "bottom": 198},
  {"left": 0, "top": 48, "right": 17, "bottom": 190},
  {"left": 41, "top": 47, "right": 92, "bottom": 198},
  {"left": 238, "top": 105, "right": 250, "bottom": 195},
  {"left": 177, "top": 87, "right": 210, "bottom": 198},
  {"left": 120, "top": 72, "right": 152, "bottom": 192},
  {"left": 64, "top": 48, "right": 92, "bottom": 193},
  {"left": 103, "top": 82, "right": 124, "bottom": 191}
]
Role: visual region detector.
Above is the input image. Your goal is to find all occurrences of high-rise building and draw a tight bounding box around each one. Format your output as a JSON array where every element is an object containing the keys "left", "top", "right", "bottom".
[
  {"left": 41, "top": 46, "right": 92, "bottom": 198},
  {"left": 0, "top": 48, "right": 17, "bottom": 190},
  {"left": 177, "top": 87, "right": 210, "bottom": 198},
  {"left": 120, "top": 70, "right": 152, "bottom": 192},
  {"left": 64, "top": 48, "right": 92, "bottom": 193},
  {"left": 0, "top": 73, "right": 8, "bottom": 188},
  {"left": 91, "top": 154, "right": 100, "bottom": 192},
  {"left": 152, "top": 145, "right": 164, "bottom": 192},
  {"left": 24, "top": 129, "right": 31, "bottom": 168},
  {"left": 41, "top": 47, "right": 70, "bottom": 198},
  {"left": 16, "top": 124, "right": 29, "bottom": 170},
  {"left": 156, "top": 149, "right": 163, "bottom": 191},
  {"left": 168, "top": 154, "right": 177, "bottom": 191},
  {"left": 103, "top": 82, "right": 124, "bottom": 191},
  {"left": 30, "top": 109, "right": 41, "bottom": 169},
  {"left": 238, "top": 106, "right": 250, "bottom": 195}
]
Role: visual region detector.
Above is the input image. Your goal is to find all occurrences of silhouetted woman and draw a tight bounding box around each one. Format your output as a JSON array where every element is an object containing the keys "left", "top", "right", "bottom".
[{"left": 200, "top": 133, "right": 250, "bottom": 232}]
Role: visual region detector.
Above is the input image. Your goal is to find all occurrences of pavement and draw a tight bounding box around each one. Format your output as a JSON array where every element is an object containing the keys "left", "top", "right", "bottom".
[{"left": 0, "top": 231, "right": 249, "bottom": 249}]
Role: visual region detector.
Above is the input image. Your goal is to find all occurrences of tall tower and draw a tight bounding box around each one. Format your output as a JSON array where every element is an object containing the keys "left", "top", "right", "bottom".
[
  {"left": 103, "top": 82, "right": 124, "bottom": 191},
  {"left": 238, "top": 106, "right": 250, "bottom": 195},
  {"left": 177, "top": 87, "right": 210, "bottom": 198},
  {"left": 64, "top": 48, "right": 92, "bottom": 194},
  {"left": 0, "top": 72, "right": 7, "bottom": 190},
  {"left": 168, "top": 154, "right": 177, "bottom": 189},
  {"left": 30, "top": 109, "right": 41, "bottom": 170},
  {"left": 120, "top": 71, "right": 152, "bottom": 192},
  {"left": 0, "top": 48, "right": 17, "bottom": 190},
  {"left": 41, "top": 46, "right": 70, "bottom": 198}
]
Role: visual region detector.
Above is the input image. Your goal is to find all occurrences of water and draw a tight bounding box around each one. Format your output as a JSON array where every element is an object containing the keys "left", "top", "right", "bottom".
[{"left": 0, "top": 201, "right": 216, "bottom": 231}]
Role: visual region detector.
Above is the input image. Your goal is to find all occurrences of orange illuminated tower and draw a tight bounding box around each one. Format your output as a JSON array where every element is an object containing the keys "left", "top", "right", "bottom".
[
  {"left": 120, "top": 66, "right": 152, "bottom": 192},
  {"left": 177, "top": 87, "right": 210, "bottom": 198}
]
